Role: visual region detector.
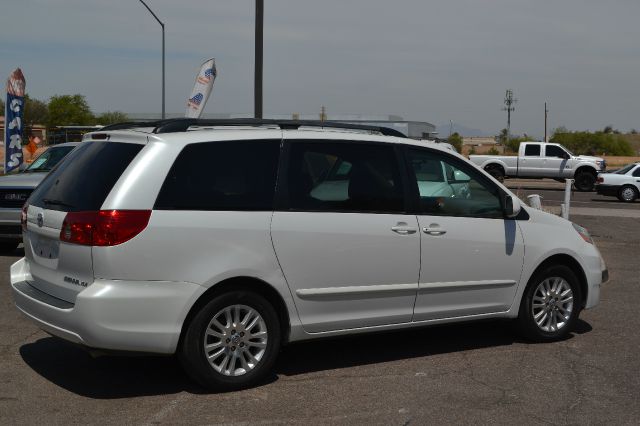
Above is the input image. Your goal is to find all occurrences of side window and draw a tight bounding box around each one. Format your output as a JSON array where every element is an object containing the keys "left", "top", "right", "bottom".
[
  {"left": 633, "top": 167, "right": 640, "bottom": 177},
  {"left": 408, "top": 148, "right": 503, "bottom": 218},
  {"left": 524, "top": 144, "right": 541, "bottom": 157},
  {"left": 286, "top": 141, "right": 404, "bottom": 213},
  {"left": 155, "top": 140, "right": 280, "bottom": 210},
  {"left": 545, "top": 145, "right": 566, "bottom": 158}
]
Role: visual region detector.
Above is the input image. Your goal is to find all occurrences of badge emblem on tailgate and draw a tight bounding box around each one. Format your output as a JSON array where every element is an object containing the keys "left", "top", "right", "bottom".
[{"left": 64, "top": 276, "right": 88, "bottom": 287}]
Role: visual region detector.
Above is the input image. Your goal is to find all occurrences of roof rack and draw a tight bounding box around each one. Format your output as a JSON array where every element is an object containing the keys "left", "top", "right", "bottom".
[{"left": 99, "top": 118, "right": 407, "bottom": 138}]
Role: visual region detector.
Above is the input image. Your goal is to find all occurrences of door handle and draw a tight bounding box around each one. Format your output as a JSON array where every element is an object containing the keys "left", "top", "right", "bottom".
[
  {"left": 423, "top": 227, "right": 447, "bottom": 236},
  {"left": 391, "top": 223, "right": 417, "bottom": 235}
]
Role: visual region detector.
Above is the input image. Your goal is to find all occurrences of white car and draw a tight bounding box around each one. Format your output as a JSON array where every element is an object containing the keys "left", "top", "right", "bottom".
[
  {"left": 596, "top": 162, "right": 640, "bottom": 202},
  {"left": 11, "top": 119, "right": 607, "bottom": 391}
]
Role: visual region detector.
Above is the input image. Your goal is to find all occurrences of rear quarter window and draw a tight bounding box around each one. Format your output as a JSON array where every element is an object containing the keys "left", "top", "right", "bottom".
[
  {"left": 29, "top": 142, "right": 144, "bottom": 212},
  {"left": 154, "top": 140, "right": 281, "bottom": 211}
]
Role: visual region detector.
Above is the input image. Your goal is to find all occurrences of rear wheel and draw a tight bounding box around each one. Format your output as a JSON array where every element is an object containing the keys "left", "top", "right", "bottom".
[
  {"left": 485, "top": 165, "right": 505, "bottom": 182},
  {"left": 517, "top": 264, "right": 582, "bottom": 342},
  {"left": 179, "top": 290, "right": 281, "bottom": 391},
  {"left": 574, "top": 171, "right": 596, "bottom": 192},
  {"left": 617, "top": 185, "right": 638, "bottom": 202}
]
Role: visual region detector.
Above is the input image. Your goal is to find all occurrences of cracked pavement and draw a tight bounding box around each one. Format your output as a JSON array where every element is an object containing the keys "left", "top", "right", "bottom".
[{"left": 1, "top": 215, "right": 639, "bottom": 425}]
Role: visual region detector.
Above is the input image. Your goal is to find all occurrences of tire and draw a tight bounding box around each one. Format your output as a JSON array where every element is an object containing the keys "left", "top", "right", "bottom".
[
  {"left": 517, "top": 264, "right": 582, "bottom": 342},
  {"left": 573, "top": 171, "right": 596, "bottom": 192},
  {"left": 617, "top": 185, "right": 638, "bottom": 203},
  {"left": 486, "top": 165, "right": 505, "bottom": 182},
  {"left": 0, "top": 242, "right": 19, "bottom": 253},
  {"left": 179, "top": 290, "right": 281, "bottom": 391}
]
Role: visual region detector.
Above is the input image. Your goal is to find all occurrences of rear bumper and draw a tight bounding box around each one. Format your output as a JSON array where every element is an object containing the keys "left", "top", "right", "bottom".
[
  {"left": 11, "top": 258, "right": 206, "bottom": 354},
  {"left": 595, "top": 184, "right": 620, "bottom": 197}
]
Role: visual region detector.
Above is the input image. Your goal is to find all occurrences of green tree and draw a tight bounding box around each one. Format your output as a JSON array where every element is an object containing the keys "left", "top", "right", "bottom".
[
  {"left": 487, "top": 146, "right": 500, "bottom": 155},
  {"left": 448, "top": 132, "right": 463, "bottom": 153},
  {"left": 0, "top": 97, "right": 4, "bottom": 114},
  {"left": 96, "top": 111, "right": 129, "bottom": 125},
  {"left": 550, "top": 130, "right": 633, "bottom": 156},
  {"left": 23, "top": 95, "right": 49, "bottom": 131},
  {"left": 47, "top": 94, "right": 94, "bottom": 127}
]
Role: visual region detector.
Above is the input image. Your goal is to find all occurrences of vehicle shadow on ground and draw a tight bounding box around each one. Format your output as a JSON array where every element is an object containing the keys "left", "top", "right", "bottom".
[{"left": 19, "top": 319, "right": 592, "bottom": 398}]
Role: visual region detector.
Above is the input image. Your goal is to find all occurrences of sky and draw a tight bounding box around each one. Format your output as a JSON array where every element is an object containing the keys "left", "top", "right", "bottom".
[{"left": 1, "top": 0, "right": 640, "bottom": 138}]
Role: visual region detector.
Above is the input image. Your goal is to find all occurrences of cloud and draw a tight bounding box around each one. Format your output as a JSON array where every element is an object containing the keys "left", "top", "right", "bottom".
[{"left": 2, "top": 0, "right": 640, "bottom": 135}]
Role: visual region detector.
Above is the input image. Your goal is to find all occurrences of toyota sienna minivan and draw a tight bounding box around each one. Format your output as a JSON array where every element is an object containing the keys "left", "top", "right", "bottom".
[{"left": 11, "top": 119, "right": 607, "bottom": 391}]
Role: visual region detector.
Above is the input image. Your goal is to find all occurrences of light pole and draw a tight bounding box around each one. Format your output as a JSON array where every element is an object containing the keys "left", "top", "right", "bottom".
[
  {"left": 138, "top": 0, "right": 165, "bottom": 119},
  {"left": 255, "top": 0, "right": 264, "bottom": 119}
]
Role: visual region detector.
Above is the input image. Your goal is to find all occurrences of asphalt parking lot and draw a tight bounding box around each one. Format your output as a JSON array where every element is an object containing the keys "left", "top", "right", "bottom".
[{"left": 1, "top": 200, "right": 639, "bottom": 424}]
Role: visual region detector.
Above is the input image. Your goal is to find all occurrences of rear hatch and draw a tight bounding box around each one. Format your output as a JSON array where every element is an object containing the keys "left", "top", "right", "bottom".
[{"left": 23, "top": 141, "right": 144, "bottom": 303}]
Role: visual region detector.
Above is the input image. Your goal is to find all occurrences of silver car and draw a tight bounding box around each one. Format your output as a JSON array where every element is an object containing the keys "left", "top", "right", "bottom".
[{"left": 0, "top": 143, "right": 78, "bottom": 252}]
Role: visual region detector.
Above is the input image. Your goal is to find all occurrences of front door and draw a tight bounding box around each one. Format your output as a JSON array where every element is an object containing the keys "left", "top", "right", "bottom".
[
  {"left": 271, "top": 139, "right": 420, "bottom": 333},
  {"left": 405, "top": 147, "right": 525, "bottom": 321}
]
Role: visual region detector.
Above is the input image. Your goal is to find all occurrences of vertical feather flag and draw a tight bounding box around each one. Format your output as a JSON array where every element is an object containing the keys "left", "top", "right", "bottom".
[
  {"left": 5, "top": 68, "right": 26, "bottom": 173},
  {"left": 185, "top": 59, "right": 217, "bottom": 118}
]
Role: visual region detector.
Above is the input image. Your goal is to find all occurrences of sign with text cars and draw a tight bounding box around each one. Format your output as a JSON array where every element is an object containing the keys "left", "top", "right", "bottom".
[
  {"left": 4, "top": 68, "right": 26, "bottom": 173},
  {"left": 185, "top": 58, "right": 216, "bottom": 118}
]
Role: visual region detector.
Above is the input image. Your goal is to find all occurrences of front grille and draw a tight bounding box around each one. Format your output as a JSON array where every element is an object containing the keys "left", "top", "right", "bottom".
[{"left": 0, "top": 189, "right": 32, "bottom": 208}]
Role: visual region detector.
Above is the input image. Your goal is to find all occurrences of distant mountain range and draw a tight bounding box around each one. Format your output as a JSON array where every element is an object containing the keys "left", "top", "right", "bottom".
[{"left": 435, "top": 123, "right": 488, "bottom": 138}]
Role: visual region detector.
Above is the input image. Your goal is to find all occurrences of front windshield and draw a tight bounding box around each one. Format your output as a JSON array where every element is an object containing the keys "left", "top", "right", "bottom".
[
  {"left": 24, "top": 146, "right": 75, "bottom": 172},
  {"left": 615, "top": 163, "right": 637, "bottom": 175}
]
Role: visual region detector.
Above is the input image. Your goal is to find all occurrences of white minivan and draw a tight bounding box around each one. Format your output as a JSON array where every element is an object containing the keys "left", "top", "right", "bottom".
[{"left": 11, "top": 119, "right": 607, "bottom": 391}]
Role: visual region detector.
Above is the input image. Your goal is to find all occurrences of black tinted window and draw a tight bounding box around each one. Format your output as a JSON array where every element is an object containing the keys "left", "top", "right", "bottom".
[
  {"left": 29, "top": 142, "right": 143, "bottom": 212},
  {"left": 25, "top": 145, "right": 75, "bottom": 172},
  {"left": 633, "top": 167, "right": 640, "bottom": 177},
  {"left": 545, "top": 145, "right": 566, "bottom": 158},
  {"left": 286, "top": 141, "right": 404, "bottom": 213},
  {"left": 409, "top": 148, "right": 503, "bottom": 218},
  {"left": 155, "top": 140, "right": 280, "bottom": 211},
  {"left": 524, "top": 144, "right": 541, "bottom": 156}
]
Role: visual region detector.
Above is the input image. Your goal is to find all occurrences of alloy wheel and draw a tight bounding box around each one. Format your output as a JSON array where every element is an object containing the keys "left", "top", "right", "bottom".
[
  {"left": 531, "top": 277, "right": 574, "bottom": 332},
  {"left": 203, "top": 304, "right": 268, "bottom": 377}
]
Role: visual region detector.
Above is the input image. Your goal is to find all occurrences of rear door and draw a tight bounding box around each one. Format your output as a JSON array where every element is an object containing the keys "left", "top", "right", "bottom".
[
  {"left": 519, "top": 144, "right": 544, "bottom": 177},
  {"left": 271, "top": 138, "right": 420, "bottom": 333},
  {"left": 24, "top": 141, "right": 144, "bottom": 303}
]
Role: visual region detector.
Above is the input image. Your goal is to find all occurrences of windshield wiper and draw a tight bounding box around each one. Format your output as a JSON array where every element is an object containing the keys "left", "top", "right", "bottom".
[{"left": 42, "top": 198, "right": 75, "bottom": 209}]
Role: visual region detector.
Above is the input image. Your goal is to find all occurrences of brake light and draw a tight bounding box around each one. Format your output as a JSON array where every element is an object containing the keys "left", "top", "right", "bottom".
[
  {"left": 596, "top": 176, "right": 604, "bottom": 183},
  {"left": 21, "top": 203, "right": 28, "bottom": 231},
  {"left": 60, "top": 210, "right": 151, "bottom": 246}
]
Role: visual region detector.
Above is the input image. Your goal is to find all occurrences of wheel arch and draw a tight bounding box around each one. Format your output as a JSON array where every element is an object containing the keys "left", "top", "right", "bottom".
[
  {"left": 526, "top": 253, "right": 588, "bottom": 309},
  {"left": 178, "top": 276, "right": 292, "bottom": 349},
  {"left": 483, "top": 162, "right": 506, "bottom": 173},
  {"left": 574, "top": 165, "right": 598, "bottom": 177}
]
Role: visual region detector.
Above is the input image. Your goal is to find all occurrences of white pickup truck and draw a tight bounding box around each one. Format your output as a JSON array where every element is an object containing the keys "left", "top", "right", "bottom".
[{"left": 469, "top": 141, "right": 606, "bottom": 191}]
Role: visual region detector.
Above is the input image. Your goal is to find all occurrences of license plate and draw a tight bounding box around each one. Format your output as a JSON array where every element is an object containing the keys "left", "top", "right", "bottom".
[{"left": 31, "top": 234, "right": 59, "bottom": 259}]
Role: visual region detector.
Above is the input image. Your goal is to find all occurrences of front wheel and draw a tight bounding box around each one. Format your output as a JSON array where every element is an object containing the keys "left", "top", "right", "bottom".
[
  {"left": 574, "top": 171, "right": 596, "bottom": 192},
  {"left": 517, "top": 265, "right": 582, "bottom": 342},
  {"left": 179, "top": 290, "right": 281, "bottom": 391}
]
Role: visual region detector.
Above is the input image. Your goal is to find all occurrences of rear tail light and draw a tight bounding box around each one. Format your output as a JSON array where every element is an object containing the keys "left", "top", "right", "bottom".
[
  {"left": 60, "top": 210, "right": 151, "bottom": 246},
  {"left": 21, "top": 203, "right": 28, "bottom": 231},
  {"left": 596, "top": 176, "right": 604, "bottom": 183}
]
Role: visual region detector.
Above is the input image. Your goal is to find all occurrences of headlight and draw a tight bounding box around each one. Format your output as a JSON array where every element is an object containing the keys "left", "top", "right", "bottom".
[{"left": 572, "top": 223, "right": 593, "bottom": 244}]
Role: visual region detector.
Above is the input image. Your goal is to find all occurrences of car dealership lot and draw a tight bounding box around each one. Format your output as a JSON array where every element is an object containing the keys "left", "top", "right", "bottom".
[{"left": 1, "top": 213, "right": 639, "bottom": 425}]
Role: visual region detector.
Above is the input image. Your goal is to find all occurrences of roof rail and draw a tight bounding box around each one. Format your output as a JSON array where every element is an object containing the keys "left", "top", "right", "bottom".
[{"left": 98, "top": 118, "right": 407, "bottom": 138}]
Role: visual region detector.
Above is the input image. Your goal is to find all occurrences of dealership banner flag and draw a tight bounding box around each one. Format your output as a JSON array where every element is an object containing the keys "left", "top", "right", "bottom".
[
  {"left": 185, "top": 58, "right": 217, "bottom": 118},
  {"left": 5, "top": 68, "right": 26, "bottom": 173}
]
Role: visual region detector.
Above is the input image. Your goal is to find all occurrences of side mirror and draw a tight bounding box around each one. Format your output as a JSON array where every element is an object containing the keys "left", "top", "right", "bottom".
[
  {"left": 504, "top": 194, "right": 522, "bottom": 218},
  {"left": 562, "top": 152, "right": 570, "bottom": 160}
]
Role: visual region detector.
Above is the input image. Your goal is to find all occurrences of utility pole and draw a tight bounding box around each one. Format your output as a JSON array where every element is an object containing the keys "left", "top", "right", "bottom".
[
  {"left": 320, "top": 105, "right": 327, "bottom": 122},
  {"left": 502, "top": 89, "right": 516, "bottom": 144},
  {"left": 254, "top": 0, "right": 264, "bottom": 119},
  {"left": 544, "top": 102, "right": 549, "bottom": 142},
  {"left": 138, "top": 0, "right": 165, "bottom": 119},
  {"left": 449, "top": 120, "right": 453, "bottom": 138}
]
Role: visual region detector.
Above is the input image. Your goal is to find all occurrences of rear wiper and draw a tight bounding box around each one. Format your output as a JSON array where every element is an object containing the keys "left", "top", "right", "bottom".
[{"left": 42, "top": 198, "right": 75, "bottom": 209}]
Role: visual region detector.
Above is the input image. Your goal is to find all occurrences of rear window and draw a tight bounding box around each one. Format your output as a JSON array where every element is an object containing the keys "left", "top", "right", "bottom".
[
  {"left": 24, "top": 145, "right": 76, "bottom": 173},
  {"left": 29, "top": 142, "right": 144, "bottom": 212},
  {"left": 154, "top": 140, "right": 280, "bottom": 211}
]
